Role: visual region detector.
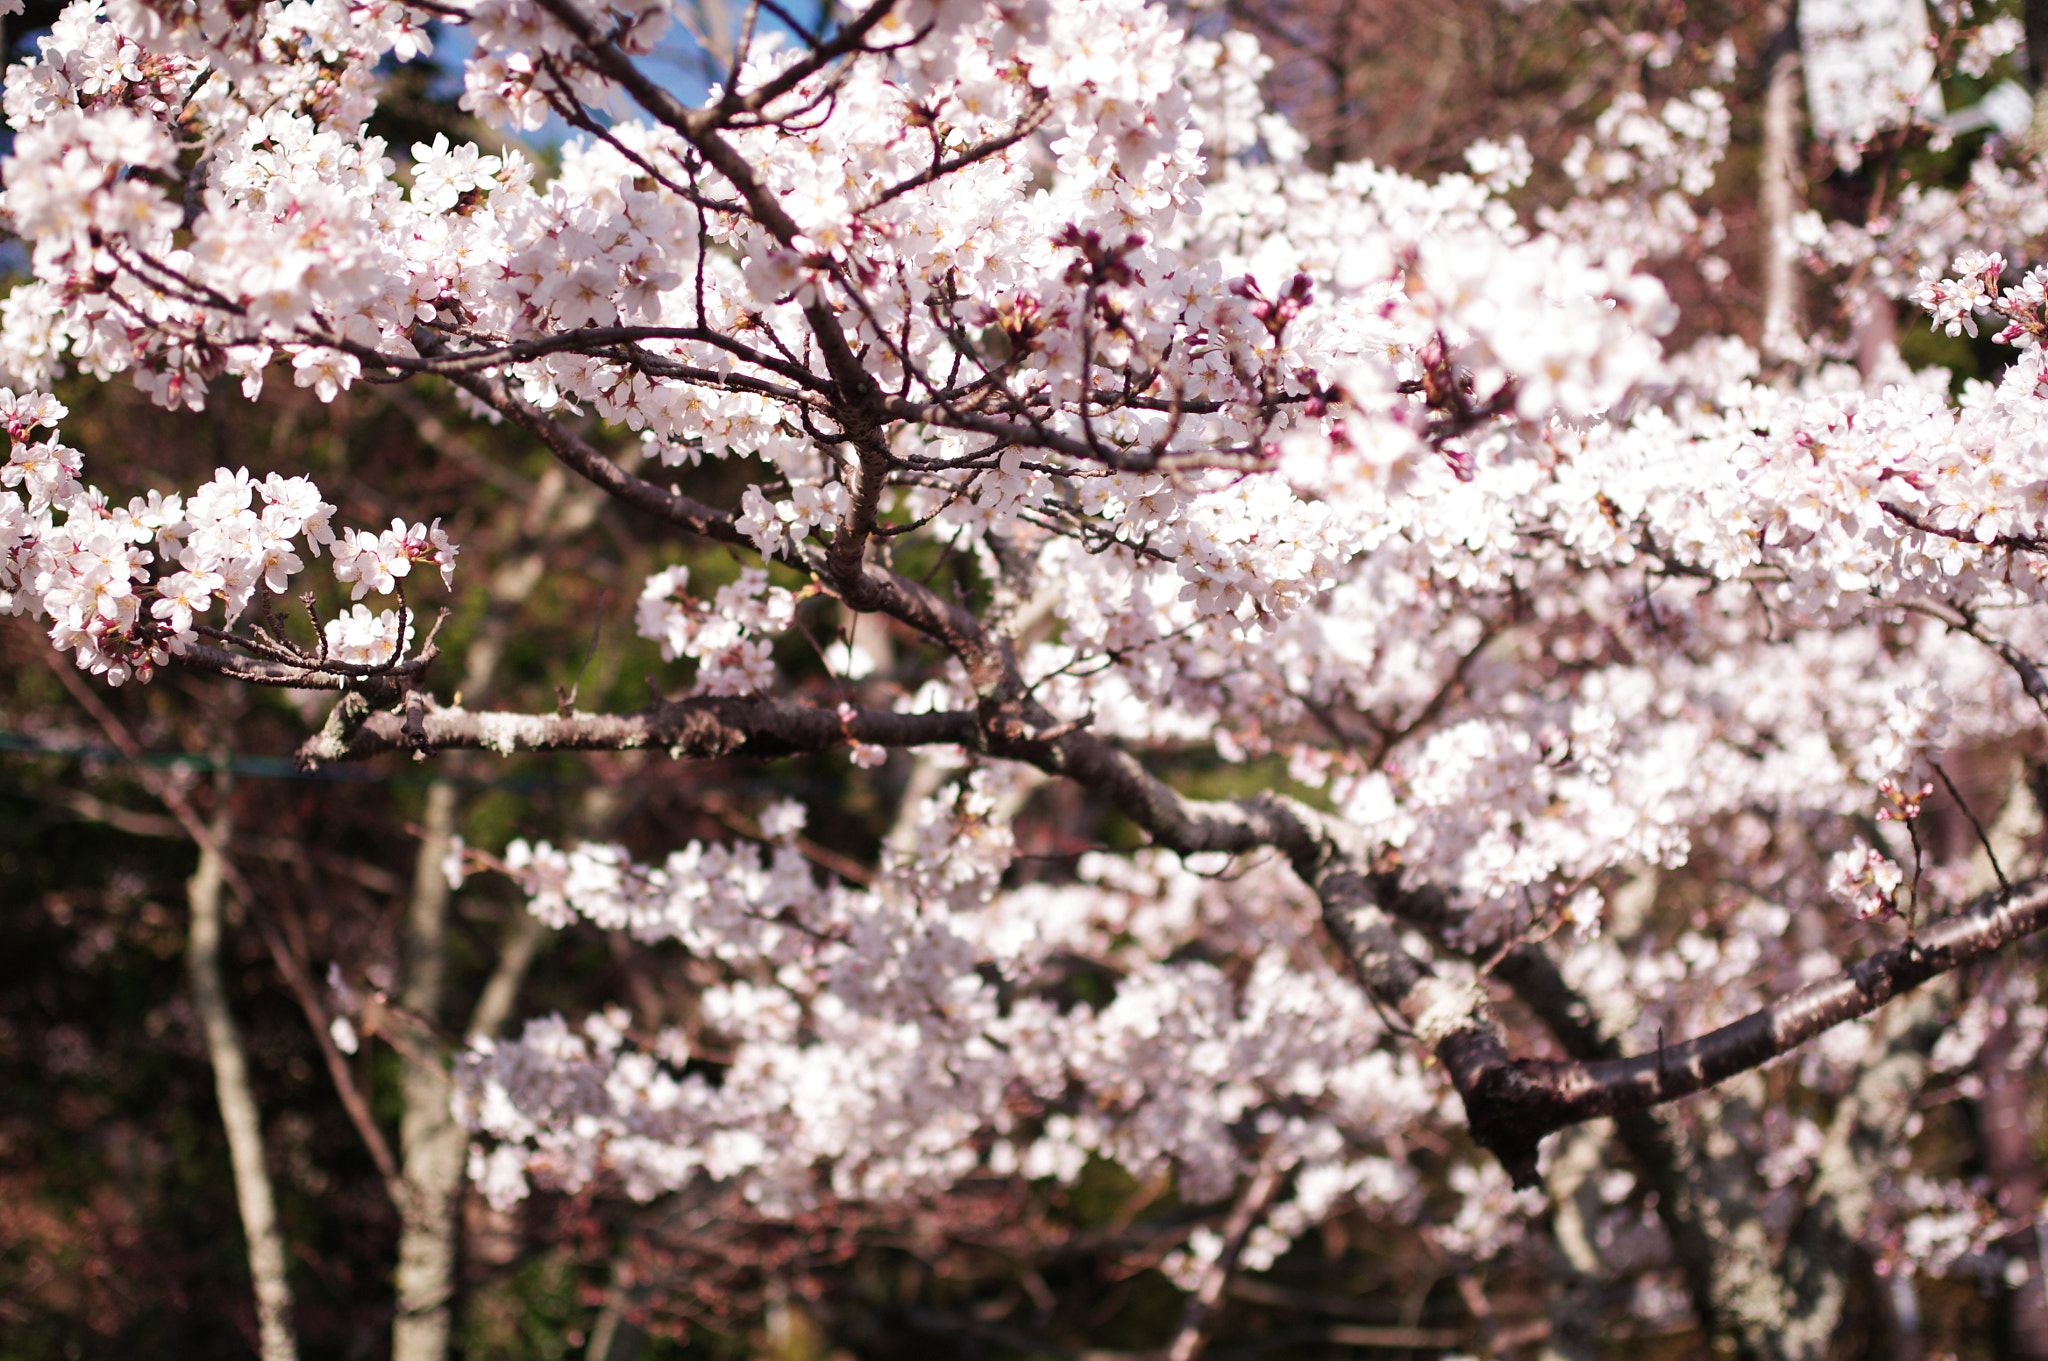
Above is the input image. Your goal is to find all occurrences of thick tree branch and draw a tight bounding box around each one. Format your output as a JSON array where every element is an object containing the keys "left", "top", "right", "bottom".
[
  {"left": 416, "top": 325, "right": 830, "bottom": 393},
  {"left": 981, "top": 723, "right": 1521, "bottom": 1158},
  {"left": 297, "top": 694, "right": 978, "bottom": 768},
  {"left": 290, "top": 600, "right": 2048, "bottom": 1193},
  {"left": 1461, "top": 877, "right": 2048, "bottom": 1184},
  {"left": 995, "top": 717, "right": 2048, "bottom": 1188}
]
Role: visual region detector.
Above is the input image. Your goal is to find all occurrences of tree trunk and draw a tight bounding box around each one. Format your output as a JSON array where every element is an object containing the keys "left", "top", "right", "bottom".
[
  {"left": 1980, "top": 1002, "right": 2048, "bottom": 1360},
  {"left": 1743, "top": 983, "right": 1953, "bottom": 1361},
  {"left": 387, "top": 458, "right": 597, "bottom": 1361},
  {"left": 187, "top": 788, "right": 300, "bottom": 1361},
  {"left": 392, "top": 778, "right": 464, "bottom": 1361},
  {"left": 1760, "top": 1, "right": 1804, "bottom": 364}
]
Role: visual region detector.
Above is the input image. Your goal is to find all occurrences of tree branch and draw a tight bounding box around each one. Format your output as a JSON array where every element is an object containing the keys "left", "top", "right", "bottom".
[
  {"left": 447, "top": 371, "right": 755, "bottom": 548},
  {"left": 991, "top": 716, "right": 2048, "bottom": 1189},
  {"left": 1459, "top": 878, "right": 2048, "bottom": 1185},
  {"left": 287, "top": 600, "right": 2048, "bottom": 1193},
  {"left": 1165, "top": 1146, "right": 1288, "bottom": 1361},
  {"left": 296, "top": 694, "right": 978, "bottom": 768},
  {"left": 34, "top": 643, "right": 408, "bottom": 1204}
]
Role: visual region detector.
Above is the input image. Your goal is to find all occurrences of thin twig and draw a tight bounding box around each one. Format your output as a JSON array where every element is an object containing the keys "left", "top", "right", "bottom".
[
  {"left": 1932, "top": 760, "right": 2011, "bottom": 895},
  {"left": 33, "top": 642, "right": 406, "bottom": 1205},
  {"left": 1164, "top": 1144, "right": 1288, "bottom": 1361}
]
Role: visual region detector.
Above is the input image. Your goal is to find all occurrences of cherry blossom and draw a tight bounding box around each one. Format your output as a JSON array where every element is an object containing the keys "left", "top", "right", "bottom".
[{"left": 10, "top": 0, "right": 2048, "bottom": 1341}]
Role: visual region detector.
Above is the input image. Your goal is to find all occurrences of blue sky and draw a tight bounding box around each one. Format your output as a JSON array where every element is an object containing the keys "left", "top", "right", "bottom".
[{"left": 422, "top": 1, "right": 825, "bottom": 146}]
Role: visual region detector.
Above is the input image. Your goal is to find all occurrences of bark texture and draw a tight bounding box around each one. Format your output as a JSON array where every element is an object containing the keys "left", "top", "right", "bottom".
[
  {"left": 187, "top": 794, "right": 300, "bottom": 1361},
  {"left": 1981, "top": 1004, "right": 2048, "bottom": 1360},
  {"left": 1760, "top": 2, "right": 1803, "bottom": 362},
  {"left": 390, "top": 465, "right": 593, "bottom": 1361},
  {"left": 392, "top": 779, "right": 464, "bottom": 1361}
]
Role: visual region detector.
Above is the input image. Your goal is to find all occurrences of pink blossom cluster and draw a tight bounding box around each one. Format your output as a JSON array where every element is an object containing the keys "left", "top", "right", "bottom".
[
  {"left": 472, "top": 775, "right": 1436, "bottom": 1248},
  {"left": 0, "top": 390, "right": 454, "bottom": 681},
  {"left": 633, "top": 566, "right": 796, "bottom": 696}
]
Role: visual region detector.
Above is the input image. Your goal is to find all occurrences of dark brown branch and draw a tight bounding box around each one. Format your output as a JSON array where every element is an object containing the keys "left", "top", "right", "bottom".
[
  {"left": 447, "top": 371, "right": 1005, "bottom": 680},
  {"left": 860, "top": 93, "right": 1056, "bottom": 211},
  {"left": 526, "top": 0, "right": 819, "bottom": 252},
  {"left": 824, "top": 421, "right": 893, "bottom": 599},
  {"left": 988, "top": 712, "right": 2048, "bottom": 1190},
  {"left": 712, "top": 0, "right": 899, "bottom": 122},
  {"left": 447, "top": 371, "right": 757, "bottom": 548},
  {"left": 1933, "top": 759, "right": 2011, "bottom": 894},
  {"left": 1885, "top": 596, "right": 2048, "bottom": 711},
  {"left": 1460, "top": 876, "right": 2048, "bottom": 1185},
  {"left": 250, "top": 897, "right": 405, "bottom": 1205},
  {"left": 379, "top": 325, "right": 829, "bottom": 395},
  {"left": 275, "top": 557, "right": 2048, "bottom": 1198},
  {"left": 879, "top": 395, "right": 1279, "bottom": 473},
  {"left": 1882, "top": 500, "right": 2048, "bottom": 555},
  {"left": 178, "top": 639, "right": 437, "bottom": 690},
  {"left": 528, "top": 0, "right": 712, "bottom": 141},
  {"left": 980, "top": 718, "right": 1518, "bottom": 1131}
]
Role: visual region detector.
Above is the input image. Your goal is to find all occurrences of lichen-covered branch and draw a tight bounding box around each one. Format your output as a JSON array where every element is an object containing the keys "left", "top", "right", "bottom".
[{"left": 295, "top": 695, "right": 979, "bottom": 768}]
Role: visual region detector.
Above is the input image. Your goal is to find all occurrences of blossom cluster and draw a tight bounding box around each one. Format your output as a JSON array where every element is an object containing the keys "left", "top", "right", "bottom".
[
  {"left": 0, "top": 389, "right": 453, "bottom": 681},
  {"left": 1825, "top": 843, "right": 1905, "bottom": 920},
  {"left": 474, "top": 776, "right": 1437, "bottom": 1251},
  {"left": 633, "top": 566, "right": 797, "bottom": 696}
]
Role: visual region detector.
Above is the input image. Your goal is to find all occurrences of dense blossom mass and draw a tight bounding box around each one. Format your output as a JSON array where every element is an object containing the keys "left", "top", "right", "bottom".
[{"left": 9, "top": 0, "right": 2048, "bottom": 1328}]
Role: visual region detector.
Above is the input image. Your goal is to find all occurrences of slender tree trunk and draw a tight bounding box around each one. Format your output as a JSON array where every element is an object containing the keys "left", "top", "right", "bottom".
[
  {"left": 392, "top": 779, "right": 465, "bottom": 1361},
  {"left": 187, "top": 788, "right": 300, "bottom": 1361},
  {"left": 1760, "top": 2, "right": 1804, "bottom": 364},
  {"left": 2024, "top": 0, "right": 2048, "bottom": 158},
  {"left": 1538, "top": 1121, "right": 1606, "bottom": 1361},
  {"left": 1885, "top": 1271, "right": 1924, "bottom": 1361},
  {"left": 392, "top": 773, "right": 550, "bottom": 1361},
  {"left": 584, "top": 1253, "right": 649, "bottom": 1361},
  {"left": 1981, "top": 1005, "right": 2048, "bottom": 1360},
  {"left": 388, "top": 458, "right": 593, "bottom": 1361}
]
